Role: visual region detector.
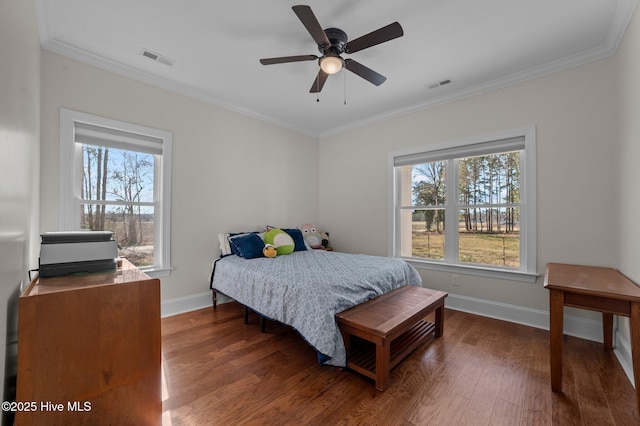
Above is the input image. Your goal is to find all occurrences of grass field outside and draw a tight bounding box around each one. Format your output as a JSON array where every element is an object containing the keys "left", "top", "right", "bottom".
[
  {"left": 82, "top": 218, "right": 155, "bottom": 267},
  {"left": 411, "top": 221, "right": 519, "bottom": 267}
]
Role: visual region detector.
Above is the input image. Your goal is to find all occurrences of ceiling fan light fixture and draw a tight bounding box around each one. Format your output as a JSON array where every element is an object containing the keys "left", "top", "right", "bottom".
[
  {"left": 260, "top": 6, "right": 404, "bottom": 94},
  {"left": 319, "top": 56, "right": 344, "bottom": 75}
]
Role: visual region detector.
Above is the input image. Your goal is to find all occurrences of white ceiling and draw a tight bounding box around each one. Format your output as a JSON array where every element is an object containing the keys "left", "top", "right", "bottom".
[{"left": 35, "top": 0, "right": 638, "bottom": 138}]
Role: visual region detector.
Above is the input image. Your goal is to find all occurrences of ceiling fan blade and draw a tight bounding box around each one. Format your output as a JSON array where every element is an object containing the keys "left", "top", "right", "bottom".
[
  {"left": 344, "top": 59, "right": 386, "bottom": 86},
  {"left": 260, "top": 55, "right": 318, "bottom": 65},
  {"left": 292, "top": 5, "right": 331, "bottom": 47},
  {"left": 309, "top": 69, "right": 329, "bottom": 93},
  {"left": 344, "top": 22, "right": 404, "bottom": 54}
]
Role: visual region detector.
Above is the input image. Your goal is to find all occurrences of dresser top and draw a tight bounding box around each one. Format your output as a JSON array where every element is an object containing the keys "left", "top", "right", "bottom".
[{"left": 23, "top": 259, "right": 151, "bottom": 297}]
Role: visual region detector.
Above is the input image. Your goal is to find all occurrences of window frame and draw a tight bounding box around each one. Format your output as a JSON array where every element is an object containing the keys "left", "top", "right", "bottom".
[
  {"left": 59, "top": 108, "right": 172, "bottom": 277},
  {"left": 388, "top": 127, "right": 537, "bottom": 283}
]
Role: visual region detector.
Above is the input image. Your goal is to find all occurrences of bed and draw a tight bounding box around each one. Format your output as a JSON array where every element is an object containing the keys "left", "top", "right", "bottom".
[{"left": 210, "top": 246, "right": 422, "bottom": 367}]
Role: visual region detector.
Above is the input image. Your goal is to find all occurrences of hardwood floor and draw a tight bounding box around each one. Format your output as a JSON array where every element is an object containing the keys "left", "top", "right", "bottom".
[{"left": 161, "top": 301, "right": 638, "bottom": 425}]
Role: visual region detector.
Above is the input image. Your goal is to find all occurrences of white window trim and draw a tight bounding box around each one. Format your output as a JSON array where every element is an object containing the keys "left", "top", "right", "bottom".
[
  {"left": 388, "top": 126, "right": 537, "bottom": 283},
  {"left": 59, "top": 108, "right": 172, "bottom": 277}
]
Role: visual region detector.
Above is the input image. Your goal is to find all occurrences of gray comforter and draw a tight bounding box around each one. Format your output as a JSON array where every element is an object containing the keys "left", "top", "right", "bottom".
[{"left": 210, "top": 250, "right": 422, "bottom": 367}]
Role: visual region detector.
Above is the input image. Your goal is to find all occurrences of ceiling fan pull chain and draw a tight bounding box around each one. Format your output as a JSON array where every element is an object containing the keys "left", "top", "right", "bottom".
[{"left": 344, "top": 70, "right": 347, "bottom": 105}]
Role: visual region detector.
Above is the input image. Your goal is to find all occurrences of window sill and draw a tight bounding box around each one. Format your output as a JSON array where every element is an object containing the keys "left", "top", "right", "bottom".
[
  {"left": 139, "top": 267, "right": 173, "bottom": 278},
  {"left": 402, "top": 258, "right": 538, "bottom": 283}
]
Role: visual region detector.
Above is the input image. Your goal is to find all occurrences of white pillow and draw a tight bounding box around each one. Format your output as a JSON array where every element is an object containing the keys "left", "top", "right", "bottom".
[
  {"left": 219, "top": 232, "right": 264, "bottom": 256},
  {"left": 218, "top": 233, "right": 232, "bottom": 256}
]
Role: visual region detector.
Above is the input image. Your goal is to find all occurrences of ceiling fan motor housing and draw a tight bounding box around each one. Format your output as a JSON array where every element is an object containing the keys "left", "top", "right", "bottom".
[{"left": 320, "top": 28, "right": 348, "bottom": 56}]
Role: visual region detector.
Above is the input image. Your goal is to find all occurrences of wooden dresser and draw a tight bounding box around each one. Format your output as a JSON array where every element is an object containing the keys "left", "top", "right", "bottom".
[{"left": 15, "top": 259, "right": 161, "bottom": 425}]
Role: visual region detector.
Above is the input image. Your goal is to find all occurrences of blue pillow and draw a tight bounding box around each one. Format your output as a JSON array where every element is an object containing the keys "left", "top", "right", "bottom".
[
  {"left": 229, "top": 233, "right": 265, "bottom": 259},
  {"left": 283, "top": 228, "right": 307, "bottom": 252}
]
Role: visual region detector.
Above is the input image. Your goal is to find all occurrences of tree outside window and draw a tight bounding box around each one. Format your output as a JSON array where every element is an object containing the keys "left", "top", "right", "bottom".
[{"left": 80, "top": 145, "right": 155, "bottom": 267}]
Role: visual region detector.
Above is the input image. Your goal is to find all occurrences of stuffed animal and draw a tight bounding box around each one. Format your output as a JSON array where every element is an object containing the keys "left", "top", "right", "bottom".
[
  {"left": 298, "top": 224, "right": 329, "bottom": 249},
  {"left": 263, "top": 244, "right": 277, "bottom": 258},
  {"left": 263, "top": 228, "right": 295, "bottom": 255}
]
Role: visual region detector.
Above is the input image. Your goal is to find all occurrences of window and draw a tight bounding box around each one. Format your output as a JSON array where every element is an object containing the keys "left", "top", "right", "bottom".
[
  {"left": 390, "top": 128, "right": 536, "bottom": 282},
  {"left": 59, "top": 108, "right": 172, "bottom": 277}
]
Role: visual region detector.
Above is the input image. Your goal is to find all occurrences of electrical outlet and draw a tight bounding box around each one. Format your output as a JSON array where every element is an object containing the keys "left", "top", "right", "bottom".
[{"left": 452, "top": 274, "right": 460, "bottom": 286}]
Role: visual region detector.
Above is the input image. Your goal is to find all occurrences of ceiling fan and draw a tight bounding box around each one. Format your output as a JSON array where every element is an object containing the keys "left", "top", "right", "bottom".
[{"left": 259, "top": 5, "right": 404, "bottom": 93}]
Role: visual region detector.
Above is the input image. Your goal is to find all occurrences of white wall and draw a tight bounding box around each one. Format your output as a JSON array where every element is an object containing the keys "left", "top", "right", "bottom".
[
  {"left": 0, "top": 0, "right": 41, "bottom": 405},
  {"left": 614, "top": 4, "right": 640, "bottom": 384},
  {"left": 319, "top": 55, "right": 618, "bottom": 318},
  {"left": 39, "top": 51, "right": 319, "bottom": 314}
]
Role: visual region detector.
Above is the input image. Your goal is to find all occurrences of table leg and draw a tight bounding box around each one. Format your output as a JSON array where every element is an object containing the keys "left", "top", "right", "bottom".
[
  {"left": 549, "top": 289, "right": 564, "bottom": 393},
  {"left": 602, "top": 313, "right": 613, "bottom": 351},
  {"left": 631, "top": 302, "right": 640, "bottom": 412},
  {"left": 435, "top": 303, "right": 444, "bottom": 337}
]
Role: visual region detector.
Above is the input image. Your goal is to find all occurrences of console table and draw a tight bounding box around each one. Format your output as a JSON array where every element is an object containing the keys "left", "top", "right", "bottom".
[{"left": 543, "top": 262, "right": 640, "bottom": 412}]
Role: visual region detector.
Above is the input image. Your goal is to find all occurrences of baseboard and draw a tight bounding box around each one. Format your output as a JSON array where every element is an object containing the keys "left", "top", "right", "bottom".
[
  {"left": 445, "top": 293, "right": 634, "bottom": 387},
  {"left": 445, "top": 293, "right": 604, "bottom": 341},
  {"left": 161, "top": 291, "right": 214, "bottom": 318},
  {"left": 159, "top": 290, "right": 634, "bottom": 387},
  {"left": 613, "top": 321, "right": 635, "bottom": 388}
]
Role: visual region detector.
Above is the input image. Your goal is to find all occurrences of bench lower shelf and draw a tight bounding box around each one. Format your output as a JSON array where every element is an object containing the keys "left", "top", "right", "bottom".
[{"left": 346, "top": 319, "right": 436, "bottom": 380}]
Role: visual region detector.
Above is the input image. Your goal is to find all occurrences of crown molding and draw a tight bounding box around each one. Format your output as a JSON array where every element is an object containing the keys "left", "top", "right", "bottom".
[
  {"left": 319, "top": 0, "right": 639, "bottom": 139},
  {"left": 34, "top": 0, "right": 638, "bottom": 141},
  {"left": 44, "top": 39, "right": 318, "bottom": 139},
  {"left": 319, "top": 40, "right": 629, "bottom": 139}
]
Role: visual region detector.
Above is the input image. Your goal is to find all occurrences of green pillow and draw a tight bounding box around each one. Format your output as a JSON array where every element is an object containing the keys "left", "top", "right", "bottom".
[{"left": 264, "top": 228, "right": 295, "bottom": 255}]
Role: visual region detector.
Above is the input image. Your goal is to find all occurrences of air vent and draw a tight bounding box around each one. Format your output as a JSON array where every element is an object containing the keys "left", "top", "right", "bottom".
[
  {"left": 142, "top": 50, "right": 158, "bottom": 60},
  {"left": 426, "top": 78, "right": 453, "bottom": 89},
  {"left": 141, "top": 48, "right": 174, "bottom": 67}
]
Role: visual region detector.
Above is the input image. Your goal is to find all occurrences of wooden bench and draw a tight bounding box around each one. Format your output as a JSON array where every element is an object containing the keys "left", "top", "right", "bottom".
[{"left": 335, "top": 286, "right": 447, "bottom": 391}]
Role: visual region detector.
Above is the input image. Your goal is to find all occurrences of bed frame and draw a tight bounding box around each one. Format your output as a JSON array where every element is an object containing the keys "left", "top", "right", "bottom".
[{"left": 212, "top": 289, "right": 267, "bottom": 332}]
